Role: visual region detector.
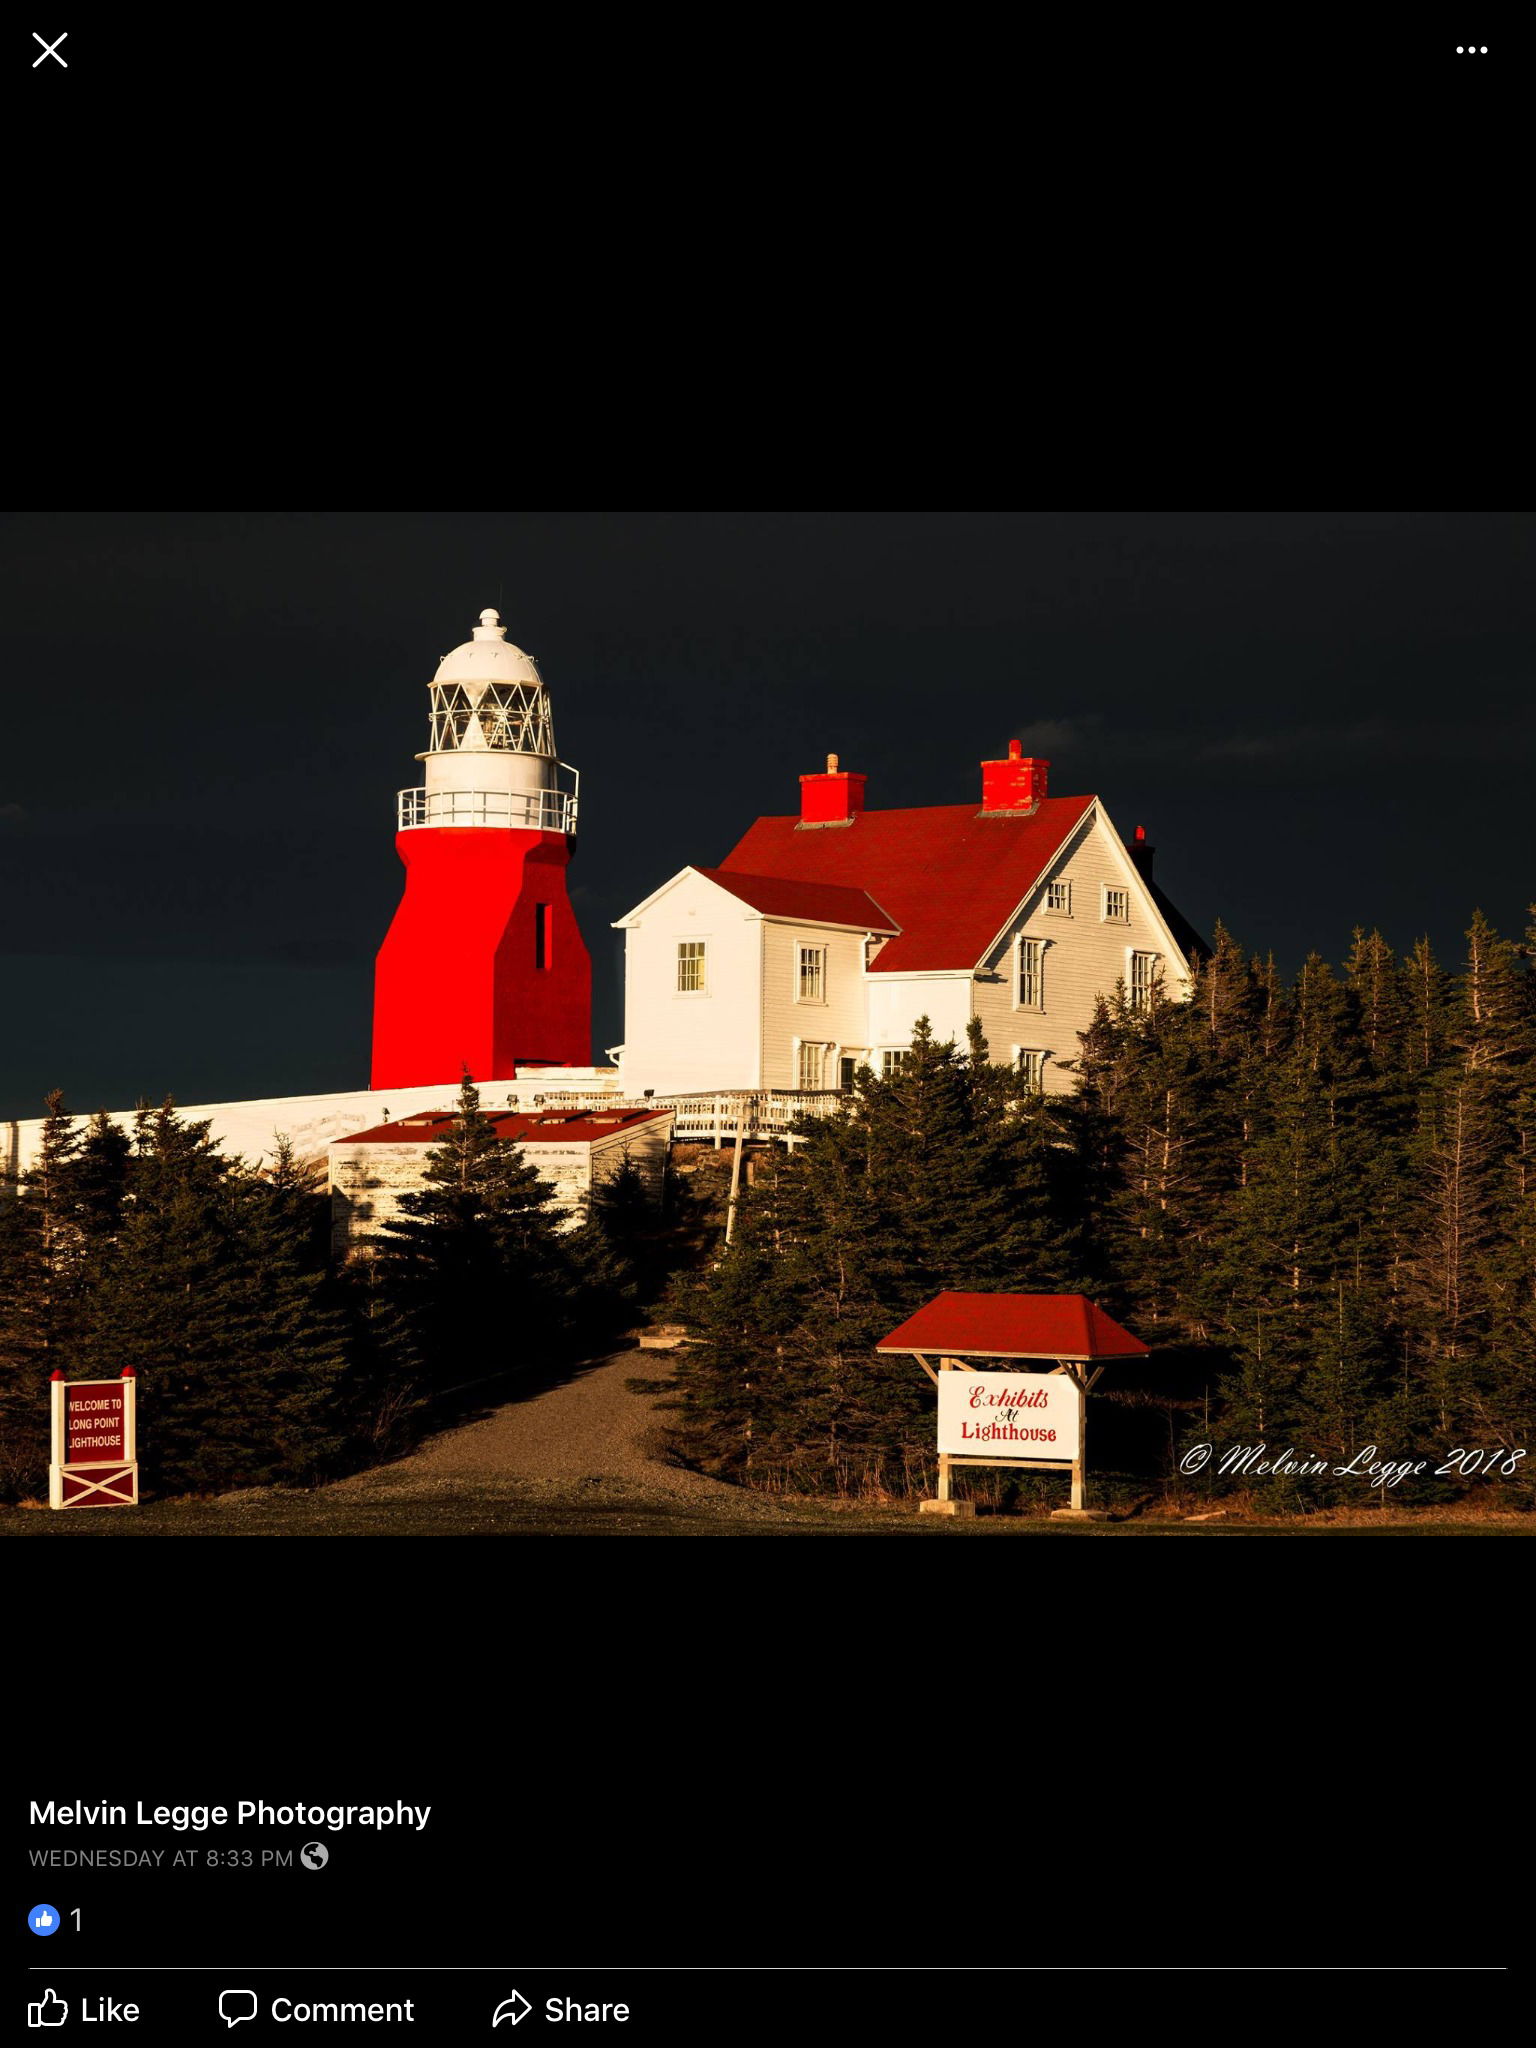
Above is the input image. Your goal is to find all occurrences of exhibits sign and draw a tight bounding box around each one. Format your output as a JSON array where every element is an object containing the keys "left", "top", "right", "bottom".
[
  {"left": 49, "top": 1371, "right": 139, "bottom": 1510},
  {"left": 936, "top": 1372, "right": 1080, "bottom": 1462}
]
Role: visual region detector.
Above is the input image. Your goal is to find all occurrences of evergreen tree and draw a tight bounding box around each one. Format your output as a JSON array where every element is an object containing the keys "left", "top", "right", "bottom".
[
  {"left": 221, "top": 1141, "right": 354, "bottom": 1480},
  {"left": 0, "top": 1093, "right": 82, "bottom": 1495},
  {"left": 1405, "top": 935, "right": 1456, "bottom": 1076},
  {"left": 70, "top": 1111, "right": 132, "bottom": 1243},
  {"left": 1089, "top": 988, "right": 1230, "bottom": 1342},
  {"left": 377, "top": 1073, "right": 575, "bottom": 1385},
  {"left": 1344, "top": 928, "right": 1410, "bottom": 1074},
  {"left": 73, "top": 1102, "right": 353, "bottom": 1493}
]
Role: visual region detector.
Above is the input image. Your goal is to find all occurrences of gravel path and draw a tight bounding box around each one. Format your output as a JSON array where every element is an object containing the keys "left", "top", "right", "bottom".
[{"left": 323, "top": 1351, "right": 791, "bottom": 1521}]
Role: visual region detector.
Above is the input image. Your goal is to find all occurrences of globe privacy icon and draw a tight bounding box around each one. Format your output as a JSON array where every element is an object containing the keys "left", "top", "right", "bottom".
[{"left": 29, "top": 1904, "right": 62, "bottom": 1936}]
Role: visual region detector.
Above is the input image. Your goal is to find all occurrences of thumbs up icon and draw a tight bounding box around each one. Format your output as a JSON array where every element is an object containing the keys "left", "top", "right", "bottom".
[
  {"left": 28, "top": 1904, "right": 61, "bottom": 1936},
  {"left": 28, "top": 1989, "right": 69, "bottom": 2027}
]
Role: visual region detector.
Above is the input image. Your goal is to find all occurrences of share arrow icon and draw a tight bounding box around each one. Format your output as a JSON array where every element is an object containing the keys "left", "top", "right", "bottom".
[{"left": 491, "top": 1991, "right": 534, "bottom": 2027}]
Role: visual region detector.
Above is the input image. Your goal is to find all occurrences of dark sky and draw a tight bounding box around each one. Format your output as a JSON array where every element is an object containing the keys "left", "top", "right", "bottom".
[{"left": 2, "top": 511, "right": 1533, "bottom": 1121}]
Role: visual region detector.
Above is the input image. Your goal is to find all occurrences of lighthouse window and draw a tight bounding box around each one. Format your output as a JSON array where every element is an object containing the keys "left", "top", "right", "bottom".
[
  {"left": 797, "top": 945, "right": 826, "bottom": 1002},
  {"left": 535, "top": 903, "right": 550, "bottom": 970},
  {"left": 677, "top": 941, "right": 708, "bottom": 994}
]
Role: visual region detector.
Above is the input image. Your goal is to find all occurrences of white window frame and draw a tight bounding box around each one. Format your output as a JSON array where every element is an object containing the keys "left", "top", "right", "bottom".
[
  {"left": 676, "top": 938, "right": 708, "bottom": 995},
  {"left": 1128, "top": 949, "right": 1161, "bottom": 1012},
  {"left": 1011, "top": 1047, "right": 1046, "bottom": 1093},
  {"left": 880, "top": 1048, "right": 911, "bottom": 1077},
  {"left": 796, "top": 943, "right": 827, "bottom": 1004},
  {"left": 1102, "top": 884, "right": 1130, "bottom": 923},
  {"left": 1044, "top": 879, "right": 1072, "bottom": 916},
  {"left": 797, "top": 1039, "right": 829, "bottom": 1090},
  {"left": 1017, "top": 935, "right": 1045, "bottom": 1010}
]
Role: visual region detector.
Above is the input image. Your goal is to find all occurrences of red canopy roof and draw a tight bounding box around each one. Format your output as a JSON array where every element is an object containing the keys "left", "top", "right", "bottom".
[
  {"left": 718, "top": 796, "right": 1095, "bottom": 973},
  {"left": 875, "top": 1292, "right": 1149, "bottom": 1361},
  {"left": 693, "top": 867, "right": 897, "bottom": 931}
]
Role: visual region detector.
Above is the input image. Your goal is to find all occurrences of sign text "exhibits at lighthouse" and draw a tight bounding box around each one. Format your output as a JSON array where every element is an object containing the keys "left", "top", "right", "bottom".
[{"left": 935, "top": 1374, "right": 1081, "bottom": 1460}]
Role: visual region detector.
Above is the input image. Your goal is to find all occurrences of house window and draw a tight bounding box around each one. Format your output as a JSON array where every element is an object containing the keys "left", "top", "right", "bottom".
[
  {"left": 881, "top": 1049, "right": 910, "bottom": 1076},
  {"left": 798, "top": 945, "right": 826, "bottom": 1002},
  {"left": 1015, "top": 1049, "right": 1045, "bottom": 1092},
  {"left": 1130, "top": 951, "right": 1160, "bottom": 1012},
  {"left": 798, "top": 1041, "right": 826, "bottom": 1089},
  {"left": 838, "top": 1055, "right": 859, "bottom": 1090},
  {"left": 1018, "top": 937, "right": 1044, "bottom": 1008},
  {"left": 1103, "top": 886, "right": 1129, "bottom": 923},
  {"left": 534, "top": 902, "right": 550, "bottom": 969},
  {"left": 677, "top": 940, "right": 707, "bottom": 993},
  {"left": 1045, "top": 880, "right": 1071, "bottom": 915}
]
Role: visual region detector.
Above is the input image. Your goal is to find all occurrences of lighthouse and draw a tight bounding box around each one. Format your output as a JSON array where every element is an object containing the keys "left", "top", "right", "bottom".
[{"left": 371, "top": 608, "right": 593, "bottom": 1088}]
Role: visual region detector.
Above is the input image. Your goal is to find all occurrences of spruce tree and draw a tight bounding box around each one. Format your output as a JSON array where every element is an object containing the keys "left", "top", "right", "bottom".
[
  {"left": 221, "top": 1141, "right": 354, "bottom": 1481},
  {"left": 0, "top": 1093, "right": 83, "bottom": 1496},
  {"left": 378, "top": 1073, "right": 575, "bottom": 1385},
  {"left": 73, "top": 1102, "right": 353, "bottom": 1493}
]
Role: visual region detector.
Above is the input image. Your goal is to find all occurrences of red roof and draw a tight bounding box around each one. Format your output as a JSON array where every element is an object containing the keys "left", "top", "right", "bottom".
[
  {"left": 875, "top": 1292, "right": 1150, "bottom": 1361},
  {"left": 718, "top": 797, "right": 1096, "bottom": 972},
  {"left": 694, "top": 867, "right": 897, "bottom": 931},
  {"left": 336, "top": 1108, "right": 673, "bottom": 1147}
]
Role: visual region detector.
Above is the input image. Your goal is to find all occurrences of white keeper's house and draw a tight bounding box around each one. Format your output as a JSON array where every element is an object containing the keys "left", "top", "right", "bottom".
[{"left": 612, "top": 745, "right": 1205, "bottom": 1099}]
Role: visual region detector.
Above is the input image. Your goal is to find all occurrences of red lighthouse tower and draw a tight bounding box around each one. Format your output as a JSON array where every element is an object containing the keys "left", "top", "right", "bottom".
[{"left": 371, "top": 608, "right": 592, "bottom": 1088}]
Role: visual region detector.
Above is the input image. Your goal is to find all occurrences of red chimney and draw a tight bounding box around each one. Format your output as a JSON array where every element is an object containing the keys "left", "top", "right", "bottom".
[
  {"left": 981, "top": 739, "right": 1049, "bottom": 813},
  {"left": 798, "top": 752, "right": 866, "bottom": 827}
]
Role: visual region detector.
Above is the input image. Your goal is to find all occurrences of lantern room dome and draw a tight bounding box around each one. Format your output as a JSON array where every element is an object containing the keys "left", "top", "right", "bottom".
[{"left": 432, "top": 608, "right": 543, "bottom": 687}]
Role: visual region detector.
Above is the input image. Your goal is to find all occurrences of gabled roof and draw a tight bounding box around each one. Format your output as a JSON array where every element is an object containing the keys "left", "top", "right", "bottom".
[
  {"left": 718, "top": 797, "right": 1096, "bottom": 973},
  {"left": 335, "top": 1107, "right": 673, "bottom": 1147},
  {"left": 692, "top": 866, "right": 898, "bottom": 932},
  {"left": 876, "top": 1291, "right": 1150, "bottom": 1361}
]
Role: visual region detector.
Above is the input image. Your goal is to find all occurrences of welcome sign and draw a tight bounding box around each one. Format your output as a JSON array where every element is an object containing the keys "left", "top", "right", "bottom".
[
  {"left": 49, "top": 1371, "right": 139, "bottom": 1509},
  {"left": 936, "top": 1372, "right": 1080, "bottom": 1462}
]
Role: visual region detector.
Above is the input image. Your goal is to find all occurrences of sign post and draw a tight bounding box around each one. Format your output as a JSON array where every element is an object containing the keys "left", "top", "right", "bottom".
[{"left": 49, "top": 1369, "right": 139, "bottom": 1510}]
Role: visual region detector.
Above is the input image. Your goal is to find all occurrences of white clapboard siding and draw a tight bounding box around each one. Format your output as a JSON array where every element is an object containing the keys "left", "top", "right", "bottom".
[
  {"left": 864, "top": 973, "right": 975, "bottom": 1060},
  {"left": 618, "top": 870, "right": 763, "bottom": 1095},
  {"left": 329, "top": 1112, "right": 676, "bottom": 1255},
  {"left": 970, "top": 806, "right": 1180, "bottom": 1092},
  {"left": 759, "top": 922, "right": 870, "bottom": 1090},
  {"left": 589, "top": 1117, "right": 672, "bottom": 1192}
]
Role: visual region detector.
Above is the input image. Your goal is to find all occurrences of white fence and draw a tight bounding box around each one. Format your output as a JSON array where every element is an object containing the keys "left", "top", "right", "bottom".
[{"left": 522, "top": 1088, "right": 846, "bottom": 1146}]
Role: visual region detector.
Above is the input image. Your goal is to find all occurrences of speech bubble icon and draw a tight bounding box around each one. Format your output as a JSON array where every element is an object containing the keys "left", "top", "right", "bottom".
[{"left": 219, "top": 1989, "right": 259, "bottom": 2027}]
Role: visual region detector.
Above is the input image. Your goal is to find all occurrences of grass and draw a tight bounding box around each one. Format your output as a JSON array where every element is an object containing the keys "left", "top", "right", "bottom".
[{"left": 2, "top": 1489, "right": 1529, "bottom": 1538}]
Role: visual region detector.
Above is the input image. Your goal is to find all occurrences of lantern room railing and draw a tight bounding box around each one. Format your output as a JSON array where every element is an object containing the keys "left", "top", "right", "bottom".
[{"left": 397, "top": 779, "right": 579, "bottom": 834}]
